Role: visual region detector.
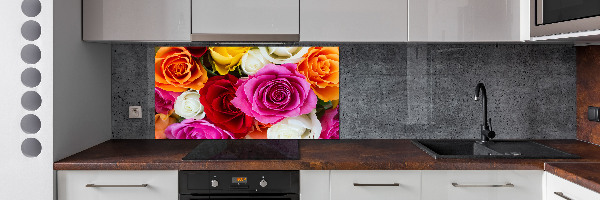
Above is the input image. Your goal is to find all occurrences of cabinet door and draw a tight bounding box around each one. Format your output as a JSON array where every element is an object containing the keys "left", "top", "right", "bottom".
[
  {"left": 83, "top": 0, "right": 191, "bottom": 41},
  {"left": 409, "top": 0, "right": 529, "bottom": 42},
  {"left": 330, "top": 170, "right": 420, "bottom": 200},
  {"left": 300, "top": 170, "right": 330, "bottom": 200},
  {"left": 57, "top": 170, "right": 178, "bottom": 200},
  {"left": 191, "top": 0, "right": 299, "bottom": 41},
  {"left": 545, "top": 172, "right": 600, "bottom": 200},
  {"left": 422, "top": 170, "right": 542, "bottom": 200},
  {"left": 300, "top": 0, "right": 408, "bottom": 42}
]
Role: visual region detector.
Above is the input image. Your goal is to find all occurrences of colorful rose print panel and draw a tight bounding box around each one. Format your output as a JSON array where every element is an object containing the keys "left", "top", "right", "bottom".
[{"left": 155, "top": 47, "right": 340, "bottom": 139}]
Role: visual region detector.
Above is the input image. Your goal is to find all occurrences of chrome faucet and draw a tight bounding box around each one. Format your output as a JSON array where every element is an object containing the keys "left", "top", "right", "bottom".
[{"left": 474, "top": 83, "right": 495, "bottom": 143}]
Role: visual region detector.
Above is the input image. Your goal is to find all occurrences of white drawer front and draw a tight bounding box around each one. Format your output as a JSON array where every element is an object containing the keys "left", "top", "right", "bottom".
[
  {"left": 546, "top": 172, "right": 600, "bottom": 200},
  {"left": 422, "top": 170, "right": 543, "bottom": 200},
  {"left": 57, "top": 170, "right": 178, "bottom": 200},
  {"left": 330, "top": 170, "right": 421, "bottom": 200}
]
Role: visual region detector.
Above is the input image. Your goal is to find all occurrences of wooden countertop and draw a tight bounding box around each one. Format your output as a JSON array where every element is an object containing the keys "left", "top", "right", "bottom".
[
  {"left": 545, "top": 162, "right": 600, "bottom": 194},
  {"left": 54, "top": 139, "right": 600, "bottom": 171}
]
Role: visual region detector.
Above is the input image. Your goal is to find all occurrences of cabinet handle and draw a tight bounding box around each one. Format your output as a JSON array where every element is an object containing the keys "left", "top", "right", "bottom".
[
  {"left": 451, "top": 183, "right": 514, "bottom": 188},
  {"left": 554, "top": 192, "right": 573, "bottom": 200},
  {"left": 353, "top": 183, "right": 400, "bottom": 186},
  {"left": 86, "top": 184, "right": 149, "bottom": 188}
]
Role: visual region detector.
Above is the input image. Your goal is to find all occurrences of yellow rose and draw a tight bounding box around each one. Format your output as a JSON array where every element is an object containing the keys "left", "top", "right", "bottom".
[{"left": 209, "top": 47, "right": 251, "bottom": 75}]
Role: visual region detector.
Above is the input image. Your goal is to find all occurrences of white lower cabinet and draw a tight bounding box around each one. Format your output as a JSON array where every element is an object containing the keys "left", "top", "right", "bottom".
[
  {"left": 422, "top": 170, "right": 543, "bottom": 200},
  {"left": 330, "top": 170, "right": 421, "bottom": 200},
  {"left": 56, "top": 169, "right": 600, "bottom": 200},
  {"left": 300, "top": 170, "right": 331, "bottom": 200},
  {"left": 545, "top": 172, "right": 600, "bottom": 200},
  {"left": 57, "top": 170, "right": 178, "bottom": 200}
]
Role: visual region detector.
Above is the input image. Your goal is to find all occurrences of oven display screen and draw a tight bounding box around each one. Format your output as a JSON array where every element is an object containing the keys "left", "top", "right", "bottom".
[{"left": 232, "top": 177, "right": 247, "bottom": 184}]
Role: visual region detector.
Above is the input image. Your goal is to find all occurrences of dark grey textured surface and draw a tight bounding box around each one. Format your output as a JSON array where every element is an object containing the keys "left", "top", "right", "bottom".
[
  {"left": 112, "top": 43, "right": 576, "bottom": 139},
  {"left": 111, "top": 44, "right": 155, "bottom": 139}
]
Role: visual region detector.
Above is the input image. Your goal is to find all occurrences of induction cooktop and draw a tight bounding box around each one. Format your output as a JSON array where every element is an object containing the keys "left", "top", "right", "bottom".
[{"left": 182, "top": 140, "right": 300, "bottom": 160}]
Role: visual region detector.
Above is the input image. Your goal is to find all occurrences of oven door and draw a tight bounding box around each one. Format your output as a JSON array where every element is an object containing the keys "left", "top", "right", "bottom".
[{"left": 180, "top": 194, "right": 299, "bottom": 200}]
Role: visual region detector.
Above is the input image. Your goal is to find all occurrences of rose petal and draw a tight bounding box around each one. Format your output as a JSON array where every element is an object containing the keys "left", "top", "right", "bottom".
[{"left": 185, "top": 47, "right": 208, "bottom": 57}]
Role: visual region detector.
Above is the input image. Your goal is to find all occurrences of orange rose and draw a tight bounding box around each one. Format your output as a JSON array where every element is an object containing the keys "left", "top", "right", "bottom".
[
  {"left": 245, "top": 120, "right": 272, "bottom": 139},
  {"left": 155, "top": 113, "right": 176, "bottom": 139},
  {"left": 297, "top": 47, "right": 340, "bottom": 101},
  {"left": 155, "top": 47, "right": 208, "bottom": 92}
]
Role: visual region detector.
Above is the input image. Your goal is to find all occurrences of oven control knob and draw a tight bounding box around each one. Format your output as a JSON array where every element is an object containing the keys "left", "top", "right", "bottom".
[
  {"left": 259, "top": 179, "right": 267, "bottom": 187},
  {"left": 211, "top": 180, "right": 218, "bottom": 188}
]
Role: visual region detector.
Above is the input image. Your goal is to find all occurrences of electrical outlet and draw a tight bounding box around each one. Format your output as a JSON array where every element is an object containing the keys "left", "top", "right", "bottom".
[{"left": 129, "top": 106, "right": 142, "bottom": 118}]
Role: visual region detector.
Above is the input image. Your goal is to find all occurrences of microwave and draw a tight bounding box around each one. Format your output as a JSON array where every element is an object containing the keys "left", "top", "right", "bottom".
[{"left": 531, "top": 0, "right": 600, "bottom": 39}]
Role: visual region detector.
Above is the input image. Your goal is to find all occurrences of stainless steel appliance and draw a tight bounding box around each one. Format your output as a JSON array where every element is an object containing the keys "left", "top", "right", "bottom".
[
  {"left": 179, "top": 171, "right": 299, "bottom": 200},
  {"left": 531, "top": 0, "right": 600, "bottom": 38}
]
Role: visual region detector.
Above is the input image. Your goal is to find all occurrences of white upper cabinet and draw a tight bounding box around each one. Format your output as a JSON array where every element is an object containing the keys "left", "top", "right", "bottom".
[
  {"left": 409, "top": 0, "right": 530, "bottom": 42},
  {"left": 300, "top": 0, "right": 408, "bottom": 42},
  {"left": 81, "top": 0, "right": 531, "bottom": 42},
  {"left": 191, "top": 0, "right": 300, "bottom": 41},
  {"left": 83, "top": 0, "right": 191, "bottom": 41}
]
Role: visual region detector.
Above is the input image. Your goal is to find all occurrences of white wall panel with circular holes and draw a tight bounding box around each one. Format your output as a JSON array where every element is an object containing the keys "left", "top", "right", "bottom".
[{"left": 0, "top": 0, "right": 54, "bottom": 199}]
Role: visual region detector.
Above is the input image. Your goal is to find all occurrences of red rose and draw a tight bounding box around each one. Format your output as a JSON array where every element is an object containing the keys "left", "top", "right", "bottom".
[
  {"left": 199, "top": 74, "right": 253, "bottom": 138},
  {"left": 184, "top": 47, "right": 208, "bottom": 58}
]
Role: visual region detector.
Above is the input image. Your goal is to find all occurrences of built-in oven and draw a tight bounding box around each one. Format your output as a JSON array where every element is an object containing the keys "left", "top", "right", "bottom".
[
  {"left": 531, "top": 0, "right": 600, "bottom": 38},
  {"left": 179, "top": 171, "right": 299, "bottom": 200}
]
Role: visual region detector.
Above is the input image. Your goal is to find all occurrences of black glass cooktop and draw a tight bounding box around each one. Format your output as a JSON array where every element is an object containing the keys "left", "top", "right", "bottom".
[{"left": 182, "top": 140, "right": 300, "bottom": 160}]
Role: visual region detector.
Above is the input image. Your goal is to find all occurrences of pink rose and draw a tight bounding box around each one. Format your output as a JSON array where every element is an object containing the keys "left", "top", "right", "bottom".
[
  {"left": 155, "top": 87, "right": 178, "bottom": 115},
  {"left": 320, "top": 107, "right": 339, "bottom": 139},
  {"left": 231, "top": 63, "right": 317, "bottom": 124},
  {"left": 165, "top": 119, "right": 234, "bottom": 139}
]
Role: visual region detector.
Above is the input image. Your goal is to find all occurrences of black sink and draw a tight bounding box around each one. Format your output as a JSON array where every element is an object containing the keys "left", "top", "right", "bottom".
[{"left": 412, "top": 140, "right": 579, "bottom": 159}]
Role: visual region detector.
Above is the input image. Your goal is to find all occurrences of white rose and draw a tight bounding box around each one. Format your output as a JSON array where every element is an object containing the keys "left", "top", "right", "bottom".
[
  {"left": 267, "top": 110, "right": 321, "bottom": 139},
  {"left": 241, "top": 49, "right": 271, "bottom": 75},
  {"left": 259, "top": 47, "right": 309, "bottom": 64},
  {"left": 174, "top": 90, "right": 205, "bottom": 119}
]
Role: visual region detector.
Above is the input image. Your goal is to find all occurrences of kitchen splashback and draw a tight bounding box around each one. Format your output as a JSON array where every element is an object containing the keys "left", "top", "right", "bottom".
[
  {"left": 112, "top": 43, "right": 576, "bottom": 139},
  {"left": 154, "top": 46, "right": 339, "bottom": 140}
]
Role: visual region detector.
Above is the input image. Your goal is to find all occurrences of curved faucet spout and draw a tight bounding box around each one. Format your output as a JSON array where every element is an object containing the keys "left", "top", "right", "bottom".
[
  {"left": 474, "top": 83, "right": 494, "bottom": 142},
  {"left": 474, "top": 83, "right": 488, "bottom": 130}
]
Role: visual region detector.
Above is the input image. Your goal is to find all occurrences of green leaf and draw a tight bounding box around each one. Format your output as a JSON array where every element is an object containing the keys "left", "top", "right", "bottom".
[
  {"left": 170, "top": 113, "right": 185, "bottom": 123},
  {"left": 232, "top": 64, "right": 243, "bottom": 78},
  {"left": 316, "top": 99, "right": 333, "bottom": 109},
  {"left": 200, "top": 53, "right": 219, "bottom": 77},
  {"left": 315, "top": 99, "right": 333, "bottom": 119}
]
